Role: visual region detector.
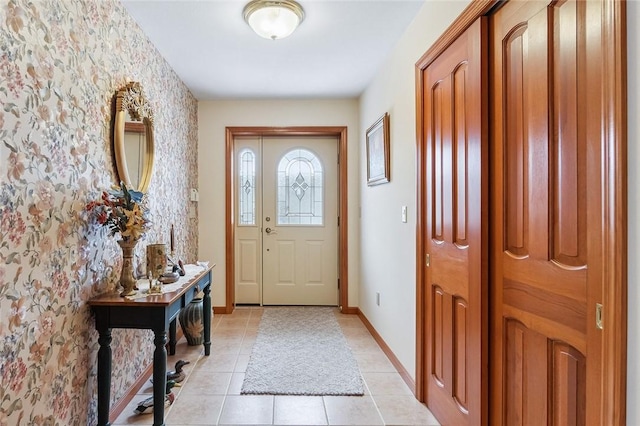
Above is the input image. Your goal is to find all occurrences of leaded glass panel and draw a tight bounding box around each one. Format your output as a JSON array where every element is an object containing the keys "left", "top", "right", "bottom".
[
  {"left": 277, "top": 148, "right": 323, "bottom": 225},
  {"left": 238, "top": 149, "right": 256, "bottom": 225}
]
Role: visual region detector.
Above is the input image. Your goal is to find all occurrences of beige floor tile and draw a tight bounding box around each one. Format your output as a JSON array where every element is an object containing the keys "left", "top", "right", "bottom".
[
  {"left": 211, "top": 336, "right": 243, "bottom": 353},
  {"left": 165, "top": 394, "right": 225, "bottom": 425},
  {"left": 353, "top": 351, "right": 397, "bottom": 373},
  {"left": 240, "top": 335, "right": 257, "bottom": 354},
  {"left": 171, "top": 340, "right": 206, "bottom": 362},
  {"left": 212, "top": 315, "right": 223, "bottom": 327},
  {"left": 213, "top": 326, "right": 247, "bottom": 336},
  {"left": 227, "top": 372, "right": 245, "bottom": 395},
  {"left": 243, "top": 330, "right": 258, "bottom": 339},
  {"left": 361, "top": 372, "right": 414, "bottom": 396},
  {"left": 374, "top": 395, "right": 440, "bottom": 425},
  {"left": 247, "top": 307, "right": 263, "bottom": 314},
  {"left": 228, "top": 308, "right": 253, "bottom": 317},
  {"left": 240, "top": 343, "right": 256, "bottom": 355},
  {"left": 219, "top": 395, "right": 274, "bottom": 425},
  {"left": 214, "top": 326, "right": 249, "bottom": 334},
  {"left": 323, "top": 395, "right": 384, "bottom": 425},
  {"left": 335, "top": 316, "right": 366, "bottom": 329},
  {"left": 180, "top": 371, "right": 232, "bottom": 396},
  {"left": 274, "top": 395, "right": 328, "bottom": 425},
  {"left": 346, "top": 336, "right": 383, "bottom": 353},
  {"left": 213, "top": 334, "right": 244, "bottom": 343},
  {"left": 218, "top": 316, "right": 250, "bottom": 328},
  {"left": 234, "top": 354, "right": 251, "bottom": 372},
  {"left": 342, "top": 328, "right": 374, "bottom": 339},
  {"left": 355, "top": 344, "right": 386, "bottom": 357},
  {"left": 193, "top": 352, "right": 239, "bottom": 372},
  {"left": 247, "top": 317, "right": 263, "bottom": 328}
]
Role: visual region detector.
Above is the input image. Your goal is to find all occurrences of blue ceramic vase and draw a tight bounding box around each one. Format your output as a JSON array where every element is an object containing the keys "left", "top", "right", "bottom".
[{"left": 178, "top": 297, "right": 204, "bottom": 345}]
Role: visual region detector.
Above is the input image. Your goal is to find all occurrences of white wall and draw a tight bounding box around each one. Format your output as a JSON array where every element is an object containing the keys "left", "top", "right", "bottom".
[
  {"left": 627, "top": 2, "right": 638, "bottom": 423},
  {"left": 197, "top": 99, "right": 360, "bottom": 309},
  {"left": 358, "top": 0, "right": 471, "bottom": 378}
]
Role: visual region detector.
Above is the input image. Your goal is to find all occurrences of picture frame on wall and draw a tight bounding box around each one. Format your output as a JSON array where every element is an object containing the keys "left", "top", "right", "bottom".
[{"left": 366, "top": 112, "right": 390, "bottom": 186}]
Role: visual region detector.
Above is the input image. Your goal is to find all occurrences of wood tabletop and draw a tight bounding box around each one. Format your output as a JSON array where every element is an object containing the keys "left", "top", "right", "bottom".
[{"left": 87, "top": 264, "right": 214, "bottom": 307}]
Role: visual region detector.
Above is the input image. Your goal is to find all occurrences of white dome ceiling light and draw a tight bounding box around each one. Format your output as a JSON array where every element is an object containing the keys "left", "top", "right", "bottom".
[{"left": 243, "top": 0, "right": 305, "bottom": 40}]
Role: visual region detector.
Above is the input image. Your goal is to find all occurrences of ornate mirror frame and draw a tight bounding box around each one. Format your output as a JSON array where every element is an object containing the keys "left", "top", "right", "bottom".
[{"left": 113, "top": 82, "right": 155, "bottom": 192}]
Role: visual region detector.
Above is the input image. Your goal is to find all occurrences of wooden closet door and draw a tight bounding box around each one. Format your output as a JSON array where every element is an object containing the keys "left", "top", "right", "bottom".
[
  {"left": 490, "top": 0, "right": 611, "bottom": 423},
  {"left": 421, "top": 18, "right": 488, "bottom": 425}
]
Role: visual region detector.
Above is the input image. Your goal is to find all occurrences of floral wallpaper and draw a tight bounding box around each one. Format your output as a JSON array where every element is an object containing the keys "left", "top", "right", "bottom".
[{"left": 0, "top": 0, "right": 198, "bottom": 424}]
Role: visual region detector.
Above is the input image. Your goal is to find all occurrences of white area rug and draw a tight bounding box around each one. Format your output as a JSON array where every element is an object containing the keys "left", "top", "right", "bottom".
[{"left": 241, "top": 307, "right": 365, "bottom": 396}]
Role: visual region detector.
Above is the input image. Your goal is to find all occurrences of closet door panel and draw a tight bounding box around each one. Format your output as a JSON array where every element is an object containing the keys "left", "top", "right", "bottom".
[
  {"left": 490, "top": 1, "right": 602, "bottom": 423},
  {"left": 422, "top": 17, "right": 487, "bottom": 425}
]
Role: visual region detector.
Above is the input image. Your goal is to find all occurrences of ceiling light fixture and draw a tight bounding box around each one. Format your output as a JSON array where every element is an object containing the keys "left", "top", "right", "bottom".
[{"left": 243, "top": 0, "right": 305, "bottom": 40}]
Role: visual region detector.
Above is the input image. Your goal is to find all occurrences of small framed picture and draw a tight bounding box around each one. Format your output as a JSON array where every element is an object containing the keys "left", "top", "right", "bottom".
[{"left": 366, "top": 112, "right": 390, "bottom": 186}]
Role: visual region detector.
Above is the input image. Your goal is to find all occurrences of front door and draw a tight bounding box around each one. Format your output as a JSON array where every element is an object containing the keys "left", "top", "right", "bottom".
[
  {"left": 262, "top": 137, "right": 338, "bottom": 305},
  {"left": 235, "top": 136, "right": 339, "bottom": 306}
]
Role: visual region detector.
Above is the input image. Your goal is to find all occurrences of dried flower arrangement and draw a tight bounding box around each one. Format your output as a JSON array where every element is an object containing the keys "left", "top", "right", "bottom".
[{"left": 86, "top": 182, "right": 150, "bottom": 241}]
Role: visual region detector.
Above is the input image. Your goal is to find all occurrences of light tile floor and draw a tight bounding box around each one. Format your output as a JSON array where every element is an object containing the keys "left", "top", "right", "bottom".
[{"left": 113, "top": 307, "right": 440, "bottom": 426}]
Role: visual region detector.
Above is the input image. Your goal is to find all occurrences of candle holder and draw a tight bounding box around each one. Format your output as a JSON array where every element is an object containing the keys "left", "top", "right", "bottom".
[{"left": 146, "top": 244, "right": 167, "bottom": 294}]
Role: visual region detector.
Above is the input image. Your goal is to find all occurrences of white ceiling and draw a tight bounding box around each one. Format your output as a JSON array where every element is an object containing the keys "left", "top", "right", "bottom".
[{"left": 122, "top": 0, "right": 425, "bottom": 100}]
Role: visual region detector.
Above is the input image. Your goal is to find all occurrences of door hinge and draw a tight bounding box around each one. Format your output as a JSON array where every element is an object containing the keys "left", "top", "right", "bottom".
[
  {"left": 426, "top": 253, "right": 430, "bottom": 267},
  {"left": 596, "top": 303, "right": 603, "bottom": 330},
  {"left": 337, "top": 278, "right": 340, "bottom": 289}
]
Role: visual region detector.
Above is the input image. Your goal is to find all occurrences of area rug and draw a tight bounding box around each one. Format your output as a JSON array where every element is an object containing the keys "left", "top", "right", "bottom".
[{"left": 241, "top": 307, "right": 364, "bottom": 396}]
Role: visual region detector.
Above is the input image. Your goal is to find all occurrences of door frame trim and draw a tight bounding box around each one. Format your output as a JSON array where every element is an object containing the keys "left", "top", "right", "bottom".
[
  {"left": 599, "top": 1, "right": 628, "bottom": 423},
  {"left": 414, "top": 0, "right": 627, "bottom": 423},
  {"left": 225, "top": 126, "right": 352, "bottom": 313}
]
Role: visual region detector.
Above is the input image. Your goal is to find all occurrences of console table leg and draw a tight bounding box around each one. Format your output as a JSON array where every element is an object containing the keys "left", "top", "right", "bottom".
[
  {"left": 168, "top": 319, "right": 177, "bottom": 355},
  {"left": 97, "top": 327, "right": 112, "bottom": 426},
  {"left": 153, "top": 329, "right": 167, "bottom": 426},
  {"left": 203, "top": 283, "right": 212, "bottom": 356}
]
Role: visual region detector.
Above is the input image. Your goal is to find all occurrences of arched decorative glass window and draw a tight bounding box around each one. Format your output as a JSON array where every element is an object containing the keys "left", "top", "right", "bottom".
[
  {"left": 238, "top": 149, "right": 256, "bottom": 225},
  {"left": 277, "top": 148, "right": 323, "bottom": 225}
]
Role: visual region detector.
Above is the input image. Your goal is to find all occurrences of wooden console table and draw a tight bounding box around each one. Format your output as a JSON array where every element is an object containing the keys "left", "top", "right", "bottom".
[{"left": 88, "top": 264, "right": 214, "bottom": 426}]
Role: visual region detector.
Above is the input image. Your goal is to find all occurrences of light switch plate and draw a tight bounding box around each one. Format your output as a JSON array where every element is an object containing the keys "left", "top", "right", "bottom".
[{"left": 401, "top": 206, "right": 407, "bottom": 223}]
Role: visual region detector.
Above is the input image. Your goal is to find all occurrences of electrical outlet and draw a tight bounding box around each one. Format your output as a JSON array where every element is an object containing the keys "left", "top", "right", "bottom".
[{"left": 376, "top": 292, "right": 380, "bottom": 306}]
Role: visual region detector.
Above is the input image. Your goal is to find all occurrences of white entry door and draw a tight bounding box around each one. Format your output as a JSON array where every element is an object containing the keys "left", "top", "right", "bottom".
[{"left": 234, "top": 136, "right": 338, "bottom": 306}]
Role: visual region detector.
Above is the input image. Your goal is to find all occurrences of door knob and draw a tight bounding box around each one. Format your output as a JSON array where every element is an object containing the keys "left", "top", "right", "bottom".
[{"left": 265, "top": 227, "right": 272, "bottom": 234}]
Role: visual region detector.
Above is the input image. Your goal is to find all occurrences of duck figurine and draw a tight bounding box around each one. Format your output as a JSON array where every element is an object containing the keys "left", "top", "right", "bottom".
[
  {"left": 167, "top": 359, "right": 190, "bottom": 383},
  {"left": 150, "top": 360, "right": 191, "bottom": 386},
  {"left": 133, "top": 380, "right": 176, "bottom": 415}
]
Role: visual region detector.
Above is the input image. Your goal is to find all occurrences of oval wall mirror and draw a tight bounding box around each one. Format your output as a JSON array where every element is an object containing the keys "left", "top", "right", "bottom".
[{"left": 113, "top": 82, "right": 154, "bottom": 192}]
